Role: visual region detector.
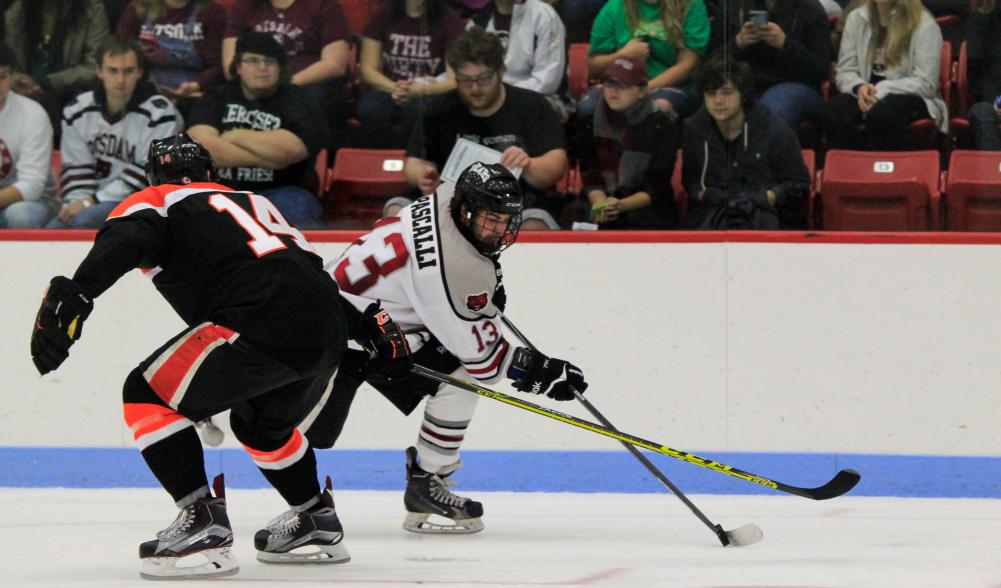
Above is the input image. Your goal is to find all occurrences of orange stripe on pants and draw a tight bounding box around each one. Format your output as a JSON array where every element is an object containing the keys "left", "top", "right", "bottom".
[{"left": 147, "top": 324, "right": 236, "bottom": 407}]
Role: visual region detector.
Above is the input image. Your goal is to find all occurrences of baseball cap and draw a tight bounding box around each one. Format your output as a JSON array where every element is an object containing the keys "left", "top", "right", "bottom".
[
  {"left": 604, "top": 57, "right": 648, "bottom": 86},
  {"left": 235, "top": 31, "right": 286, "bottom": 64}
]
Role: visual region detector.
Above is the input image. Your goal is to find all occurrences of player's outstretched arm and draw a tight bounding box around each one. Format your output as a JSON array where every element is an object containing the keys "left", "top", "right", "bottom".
[
  {"left": 30, "top": 276, "right": 94, "bottom": 375},
  {"left": 506, "top": 347, "right": 588, "bottom": 401}
]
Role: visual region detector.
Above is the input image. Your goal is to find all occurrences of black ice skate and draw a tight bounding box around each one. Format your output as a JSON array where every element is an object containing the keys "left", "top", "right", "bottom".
[
  {"left": 254, "top": 476, "right": 350, "bottom": 564},
  {"left": 139, "top": 474, "right": 238, "bottom": 581},
  {"left": 403, "top": 446, "right": 484, "bottom": 534}
]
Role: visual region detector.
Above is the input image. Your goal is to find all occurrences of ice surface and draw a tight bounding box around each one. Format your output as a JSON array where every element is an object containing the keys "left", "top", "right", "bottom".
[{"left": 1, "top": 489, "right": 997, "bottom": 587}]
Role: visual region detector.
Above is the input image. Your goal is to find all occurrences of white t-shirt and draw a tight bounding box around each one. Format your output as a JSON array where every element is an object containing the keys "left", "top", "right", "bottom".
[{"left": 0, "top": 92, "right": 55, "bottom": 202}]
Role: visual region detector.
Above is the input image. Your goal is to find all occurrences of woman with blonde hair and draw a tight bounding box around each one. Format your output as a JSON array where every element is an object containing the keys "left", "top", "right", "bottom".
[
  {"left": 577, "top": 0, "right": 711, "bottom": 120},
  {"left": 821, "top": 0, "right": 946, "bottom": 150}
]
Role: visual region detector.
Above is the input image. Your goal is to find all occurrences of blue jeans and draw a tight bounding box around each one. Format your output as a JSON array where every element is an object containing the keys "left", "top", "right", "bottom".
[
  {"left": 356, "top": 90, "right": 431, "bottom": 149},
  {"left": 577, "top": 85, "right": 700, "bottom": 121},
  {"left": 968, "top": 101, "right": 1001, "bottom": 151},
  {"left": 261, "top": 186, "right": 325, "bottom": 230},
  {"left": 0, "top": 198, "right": 59, "bottom": 228},
  {"left": 45, "top": 200, "right": 119, "bottom": 229},
  {"left": 757, "top": 82, "right": 822, "bottom": 130}
]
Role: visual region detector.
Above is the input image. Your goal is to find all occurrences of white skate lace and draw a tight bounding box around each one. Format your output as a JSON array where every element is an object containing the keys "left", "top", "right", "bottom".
[
  {"left": 264, "top": 509, "right": 301, "bottom": 537},
  {"left": 429, "top": 475, "right": 466, "bottom": 508},
  {"left": 157, "top": 505, "right": 197, "bottom": 540}
]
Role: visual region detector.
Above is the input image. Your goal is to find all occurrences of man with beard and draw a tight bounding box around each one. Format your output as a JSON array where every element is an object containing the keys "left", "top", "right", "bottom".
[{"left": 395, "top": 27, "right": 568, "bottom": 229}]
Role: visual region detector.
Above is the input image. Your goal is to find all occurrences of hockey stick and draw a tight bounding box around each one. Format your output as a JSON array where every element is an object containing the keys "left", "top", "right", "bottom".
[
  {"left": 498, "top": 315, "right": 762, "bottom": 547},
  {"left": 410, "top": 364, "right": 860, "bottom": 501}
]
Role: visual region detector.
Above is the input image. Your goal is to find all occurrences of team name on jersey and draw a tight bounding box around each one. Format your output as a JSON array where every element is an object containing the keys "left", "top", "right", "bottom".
[
  {"left": 222, "top": 104, "right": 282, "bottom": 130},
  {"left": 142, "top": 22, "right": 205, "bottom": 41},
  {"left": 216, "top": 167, "right": 274, "bottom": 182},
  {"left": 254, "top": 21, "right": 303, "bottom": 40},
  {"left": 88, "top": 133, "right": 137, "bottom": 162},
  {"left": 411, "top": 195, "right": 437, "bottom": 269}
]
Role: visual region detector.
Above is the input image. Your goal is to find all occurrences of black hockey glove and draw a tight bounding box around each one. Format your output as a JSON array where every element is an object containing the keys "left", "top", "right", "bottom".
[
  {"left": 507, "top": 346, "right": 588, "bottom": 401},
  {"left": 359, "top": 303, "right": 412, "bottom": 379},
  {"left": 30, "top": 276, "right": 94, "bottom": 375}
]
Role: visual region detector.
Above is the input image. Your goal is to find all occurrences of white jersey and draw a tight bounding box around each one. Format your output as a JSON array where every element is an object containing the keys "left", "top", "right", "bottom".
[
  {"left": 60, "top": 88, "right": 183, "bottom": 204},
  {"left": 328, "top": 184, "right": 513, "bottom": 383}
]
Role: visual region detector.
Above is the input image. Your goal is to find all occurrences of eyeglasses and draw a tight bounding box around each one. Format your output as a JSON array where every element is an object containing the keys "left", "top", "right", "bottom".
[
  {"left": 240, "top": 56, "right": 280, "bottom": 68},
  {"left": 456, "top": 70, "right": 497, "bottom": 88}
]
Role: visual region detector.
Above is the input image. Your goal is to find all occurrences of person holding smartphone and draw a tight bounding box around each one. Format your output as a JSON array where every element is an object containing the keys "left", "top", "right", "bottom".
[
  {"left": 711, "top": 0, "right": 831, "bottom": 131},
  {"left": 574, "top": 56, "right": 679, "bottom": 229}
]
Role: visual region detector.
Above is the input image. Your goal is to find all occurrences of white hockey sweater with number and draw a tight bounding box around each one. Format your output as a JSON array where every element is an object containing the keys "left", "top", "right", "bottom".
[
  {"left": 60, "top": 89, "right": 183, "bottom": 204},
  {"left": 327, "top": 184, "right": 513, "bottom": 383}
]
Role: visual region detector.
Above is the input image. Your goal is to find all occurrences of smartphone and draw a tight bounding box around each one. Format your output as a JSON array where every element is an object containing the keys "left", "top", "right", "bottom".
[
  {"left": 748, "top": 10, "right": 768, "bottom": 27},
  {"left": 994, "top": 95, "right": 1001, "bottom": 109}
]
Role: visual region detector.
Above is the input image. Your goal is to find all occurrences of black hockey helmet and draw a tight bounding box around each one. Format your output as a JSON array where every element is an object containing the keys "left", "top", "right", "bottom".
[
  {"left": 145, "top": 133, "right": 215, "bottom": 186},
  {"left": 451, "top": 162, "right": 523, "bottom": 255}
]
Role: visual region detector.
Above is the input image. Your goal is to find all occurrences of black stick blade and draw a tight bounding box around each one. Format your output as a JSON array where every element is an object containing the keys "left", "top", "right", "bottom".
[{"left": 790, "top": 468, "right": 861, "bottom": 500}]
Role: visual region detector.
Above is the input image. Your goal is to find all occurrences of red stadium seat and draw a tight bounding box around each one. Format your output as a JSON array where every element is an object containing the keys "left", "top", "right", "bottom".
[
  {"left": 52, "top": 150, "right": 61, "bottom": 192},
  {"left": 672, "top": 149, "right": 686, "bottom": 224},
  {"left": 950, "top": 41, "right": 981, "bottom": 150},
  {"left": 818, "top": 150, "right": 941, "bottom": 230},
  {"left": 328, "top": 148, "right": 409, "bottom": 223},
  {"left": 944, "top": 150, "right": 1001, "bottom": 231},
  {"left": 313, "top": 148, "right": 329, "bottom": 198},
  {"left": 568, "top": 43, "right": 591, "bottom": 102},
  {"left": 802, "top": 149, "right": 818, "bottom": 229}
]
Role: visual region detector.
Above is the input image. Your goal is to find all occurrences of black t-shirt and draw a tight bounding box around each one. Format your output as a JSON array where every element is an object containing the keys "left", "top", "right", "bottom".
[
  {"left": 407, "top": 84, "right": 565, "bottom": 201},
  {"left": 187, "top": 82, "right": 327, "bottom": 192}
]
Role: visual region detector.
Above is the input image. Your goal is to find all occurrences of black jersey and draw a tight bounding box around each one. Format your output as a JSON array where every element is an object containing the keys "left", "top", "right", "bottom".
[{"left": 72, "top": 181, "right": 353, "bottom": 350}]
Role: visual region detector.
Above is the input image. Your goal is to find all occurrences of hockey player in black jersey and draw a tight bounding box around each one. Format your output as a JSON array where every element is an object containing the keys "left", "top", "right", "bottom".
[{"left": 28, "top": 133, "right": 412, "bottom": 580}]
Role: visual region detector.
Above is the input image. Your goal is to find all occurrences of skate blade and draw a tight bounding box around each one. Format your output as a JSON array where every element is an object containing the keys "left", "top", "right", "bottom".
[
  {"left": 140, "top": 547, "right": 239, "bottom": 580},
  {"left": 403, "top": 512, "right": 484, "bottom": 534},
  {"left": 256, "top": 542, "right": 351, "bottom": 565}
]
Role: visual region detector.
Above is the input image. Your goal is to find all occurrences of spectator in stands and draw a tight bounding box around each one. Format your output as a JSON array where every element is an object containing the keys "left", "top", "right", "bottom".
[
  {"left": 822, "top": 0, "right": 946, "bottom": 151},
  {"left": 682, "top": 54, "right": 808, "bottom": 229},
  {"left": 579, "top": 0, "right": 711, "bottom": 121},
  {"left": 188, "top": 31, "right": 327, "bottom": 228},
  {"left": 47, "top": 36, "right": 182, "bottom": 229},
  {"left": 964, "top": 0, "right": 1001, "bottom": 150},
  {"left": 115, "top": 0, "right": 226, "bottom": 100},
  {"left": 711, "top": 0, "right": 831, "bottom": 131},
  {"left": 0, "top": 44, "right": 59, "bottom": 228},
  {"left": 397, "top": 27, "right": 569, "bottom": 228},
  {"left": 574, "top": 56, "right": 679, "bottom": 229},
  {"left": 3, "top": 0, "right": 112, "bottom": 132},
  {"left": 470, "top": 0, "right": 571, "bottom": 118},
  {"left": 223, "top": 0, "right": 351, "bottom": 152},
  {"left": 357, "top": 0, "right": 464, "bottom": 149}
]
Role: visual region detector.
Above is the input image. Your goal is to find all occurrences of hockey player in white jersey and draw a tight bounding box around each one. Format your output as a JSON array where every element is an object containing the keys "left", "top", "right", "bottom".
[{"left": 303, "top": 162, "right": 588, "bottom": 533}]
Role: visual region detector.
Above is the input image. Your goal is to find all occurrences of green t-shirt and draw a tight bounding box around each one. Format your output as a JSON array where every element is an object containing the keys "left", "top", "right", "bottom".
[{"left": 589, "top": 0, "right": 710, "bottom": 79}]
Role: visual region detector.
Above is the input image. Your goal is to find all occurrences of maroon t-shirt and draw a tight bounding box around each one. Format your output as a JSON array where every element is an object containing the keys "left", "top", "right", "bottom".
[
  {"left": 117, "top": 1, "right": 227, "bottom": 88},
  {"left": 362, "top": 5, "right": 466, "bottom": 81},
  {"left": 224, "top": 0, "right": 349, "bottom": 75}
]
